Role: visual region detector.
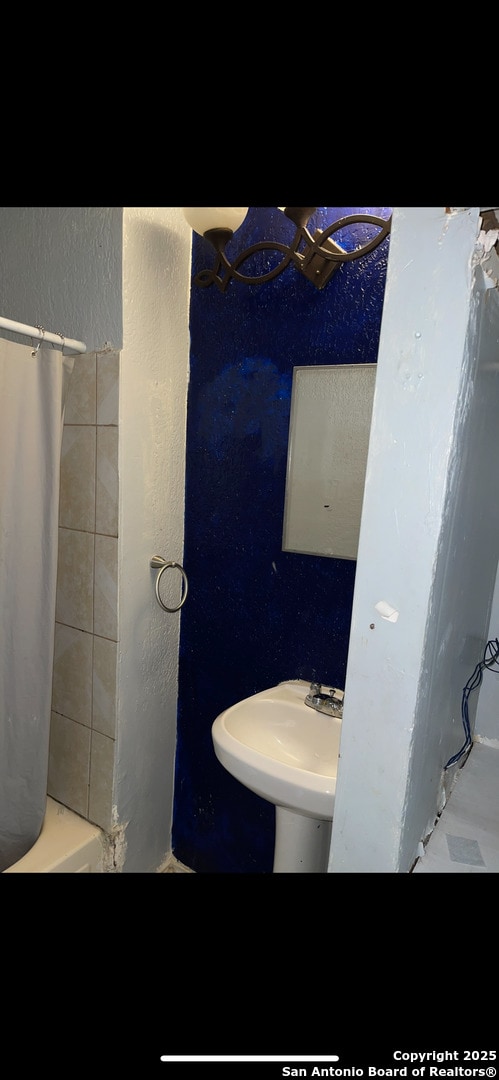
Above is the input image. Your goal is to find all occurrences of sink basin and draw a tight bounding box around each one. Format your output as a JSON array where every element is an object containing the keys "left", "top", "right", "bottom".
[{"left": 212, "top": 679, "right": 343, "bottom": 872}]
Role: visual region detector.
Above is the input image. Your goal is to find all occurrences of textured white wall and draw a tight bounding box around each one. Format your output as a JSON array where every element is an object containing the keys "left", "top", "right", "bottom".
[
  {"left": 328, "top": 207, "right": 496, "bottom": 873},
  {"left": 477, "top": 560, "right": 499, "bottom": 742},
  {"left": 0, "top": 207, "right": 123, "bottom": 349},
  {"left": 115, "top": 208, "right": 191, "bottom": 871},
  {"left": 473, "top": 281, "right": 499, "bottom": 745}
]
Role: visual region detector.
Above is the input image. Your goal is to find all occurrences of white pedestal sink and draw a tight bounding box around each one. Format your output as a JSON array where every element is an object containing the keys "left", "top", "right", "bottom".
[{"left": 211, "top": 679, "right": 342, "bottom": 873}]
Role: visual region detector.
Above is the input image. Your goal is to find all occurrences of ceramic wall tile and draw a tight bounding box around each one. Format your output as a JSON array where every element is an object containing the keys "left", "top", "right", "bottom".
[
  {"left": 65, "top": 352, "right": 96, "bottom": 425},
  {"left": 50, "top": 347, "right": 121, "bottom": 837},
  {"left": 48, "top": 711, "right": 91, "bottom": 819},
  {"left": 92, "top": 636, "right": 117, "bottom": 738},
  {"left": 56, "top": 528, "right": 94, "bottom": 633},
  {"left": 89, "top": 731, "right": 115, "bottom": 831},
  {"left": 97, "top": 351, "right": 119, "bottom": 425},
  {"left": 52, "top": 622, "right": 93, "bottom": 727},
  {"left": 94, "top": 535, "right": 118, "bottom": 640},
  {"left": 60, "top": 425, "right": 96, "bottom": 532},
  {"left": 96, "top": 426, "right": 118, "bottom": 537}
]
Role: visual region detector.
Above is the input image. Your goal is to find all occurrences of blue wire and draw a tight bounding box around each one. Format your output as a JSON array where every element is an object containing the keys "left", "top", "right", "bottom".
[{"left": 444, "top": 637, "right": 499, "bottom": 769}]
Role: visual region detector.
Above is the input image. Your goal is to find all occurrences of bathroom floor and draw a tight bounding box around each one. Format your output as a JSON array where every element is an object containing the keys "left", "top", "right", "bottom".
[{"left": 412, "top": 740, "right": 499, "bottom": 873}]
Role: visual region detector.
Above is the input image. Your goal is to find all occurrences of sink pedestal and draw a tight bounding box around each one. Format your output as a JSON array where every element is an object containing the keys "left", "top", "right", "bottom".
[
  {"left": 273, "top": 808, "right": 332, "bottom": 873},
  {"left": 212, "top": 680, "right": 341, "bottom": 873}
]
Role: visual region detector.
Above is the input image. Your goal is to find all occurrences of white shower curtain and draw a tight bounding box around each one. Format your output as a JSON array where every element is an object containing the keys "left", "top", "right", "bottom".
[{"left": 0, "top": 337, "right": 74, "bottom": 871}]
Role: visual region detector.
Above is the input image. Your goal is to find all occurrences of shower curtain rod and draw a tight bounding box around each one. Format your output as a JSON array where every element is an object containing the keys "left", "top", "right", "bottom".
[{"left": 0, "top": 315, "right": 87, "bottom": 354}]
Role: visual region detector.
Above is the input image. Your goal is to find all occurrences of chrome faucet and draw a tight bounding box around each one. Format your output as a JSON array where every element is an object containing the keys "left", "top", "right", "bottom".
[{"left": 305, "top": 681, "right": 344, "bottom": 717}]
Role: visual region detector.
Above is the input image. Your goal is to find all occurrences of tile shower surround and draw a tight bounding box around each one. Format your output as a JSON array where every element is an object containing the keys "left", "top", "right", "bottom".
[{"left": 49, "top": 350, "right": 119, "bottom": 833}]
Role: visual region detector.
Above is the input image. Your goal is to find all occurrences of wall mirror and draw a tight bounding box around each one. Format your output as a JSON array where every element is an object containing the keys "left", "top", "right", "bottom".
[{"left": 282, "top": 363, "right": 377, "bottom": 559}]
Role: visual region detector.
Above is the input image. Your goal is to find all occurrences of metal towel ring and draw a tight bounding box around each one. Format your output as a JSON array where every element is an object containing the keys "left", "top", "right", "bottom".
[{"left": 150, "top": 555, "right": 189, "bottom": 612}]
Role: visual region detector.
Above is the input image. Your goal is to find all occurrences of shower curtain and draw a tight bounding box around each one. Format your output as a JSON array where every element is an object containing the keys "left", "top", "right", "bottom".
[{"left": 0, "top": 337, "right": 74, "bottom": 871}]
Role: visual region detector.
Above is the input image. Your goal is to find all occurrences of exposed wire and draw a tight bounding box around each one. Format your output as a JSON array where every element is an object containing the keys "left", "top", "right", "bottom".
[{"left": 444, "top": 636, "right": 499, "bottom": 769}]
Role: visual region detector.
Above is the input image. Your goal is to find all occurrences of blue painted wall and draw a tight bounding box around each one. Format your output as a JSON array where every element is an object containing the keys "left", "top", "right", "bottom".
[{"left": 172, "top": 208, "right": 391, "bottom": 873}]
